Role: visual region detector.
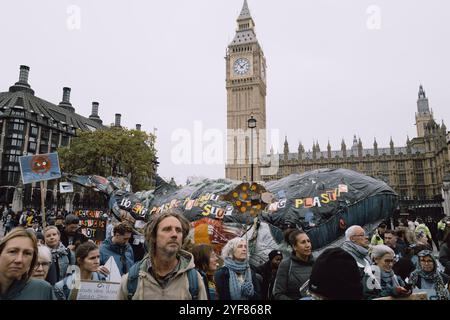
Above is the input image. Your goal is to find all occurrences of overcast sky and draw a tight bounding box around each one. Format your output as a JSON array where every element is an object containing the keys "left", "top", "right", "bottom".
[{"left": 1, "top": 0, "right": 449, "bottom": 186}]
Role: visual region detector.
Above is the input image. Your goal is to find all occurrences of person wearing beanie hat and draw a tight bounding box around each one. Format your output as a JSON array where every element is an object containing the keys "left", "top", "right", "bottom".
[
  {"left": 308, "top": 247, "right": 363, "bottom": 300},
  {"left": 255, "top": 249, "right": 283, "bottom": 300},
  {"left": 273, "top": 230, "right": 314, "bottom": 300}
]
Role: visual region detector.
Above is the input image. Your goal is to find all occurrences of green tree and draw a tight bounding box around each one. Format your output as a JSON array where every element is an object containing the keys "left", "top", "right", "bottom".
[{"left": 58, "top": 127, "right": 157, "bottom": 191}]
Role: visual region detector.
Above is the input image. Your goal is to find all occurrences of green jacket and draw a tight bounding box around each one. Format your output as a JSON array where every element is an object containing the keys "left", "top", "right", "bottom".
[{"left": 0, "top": 278, "right": 55, "bottom": 300}]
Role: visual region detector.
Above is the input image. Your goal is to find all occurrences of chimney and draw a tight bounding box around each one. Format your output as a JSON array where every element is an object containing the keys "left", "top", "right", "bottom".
[
  {"left": 91, "top": 102, "right": 99, "bottom": 116},
  {"left": 58, "top": 87, "right": 74, "bottom": 112},
  {"left": 62, "top": 87, "right": 71, "bottom": 103},
  {"left": 115, "top": 114, "right": 122, "bottom": 127},
  {"left": 18, "top": 65, "right": 30, "bottom": 84},
  {"left": 89, "top": 102, "right": 103, "bottom": 125},
  {"left": 136, "top": 124, "right": 141, "bottom": 131},
  {"left": 9, "top": 65, "right": 35, "bottom": 95}
]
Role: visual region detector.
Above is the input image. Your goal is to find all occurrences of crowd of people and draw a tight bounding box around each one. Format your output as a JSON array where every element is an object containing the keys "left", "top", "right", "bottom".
[{"left": 1, "top": 204, "right": 450, "bottom": 300}]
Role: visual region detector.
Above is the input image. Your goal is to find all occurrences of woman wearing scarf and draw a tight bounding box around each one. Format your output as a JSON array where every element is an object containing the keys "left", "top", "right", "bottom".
[
  {"left": 408, "top": 250, "right": 450, "bottom": 300},
  {"left": 43, "top": 226, "right": 74, "bottom": 283},
  {"left": 214, "top": 237, "right": 260, "bottom": 300},
  {"left": 363, "top": 244, "right": 411, "bottom": 299}
]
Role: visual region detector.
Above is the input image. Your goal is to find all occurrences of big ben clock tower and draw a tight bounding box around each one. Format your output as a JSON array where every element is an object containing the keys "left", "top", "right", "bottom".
[{"left": 225, "top": 0, "right": 267, "bottom": 181}]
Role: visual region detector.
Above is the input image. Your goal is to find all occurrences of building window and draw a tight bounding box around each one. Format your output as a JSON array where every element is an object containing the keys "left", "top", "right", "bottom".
[
  {"left": 399, "top": 173, "right": 407, "bottom": 185},
  {"left": 417, "top": 188, "right": 426, "bottom": 200},
  {"left": 30, "top": 124, "right": 38, "bottom": 136},
  {"left": 414, "top": 160, "right": 423, "bottom": 170},
  {"left": 416, "top": 173, "right": 425, "bottom": 185},
  {"left": 61, "top": 135, "right": 69, "bottom": 147},
  {"left": 397, "top": 162, "right": 405, "bottom": 170},
  {"left": 382, "top": 162, "right": 389, "bottom": 172},
  {"left": 365, "top": 162, "right": 372, "bottom": 171},
  {"left": 11, "top": 109, "right": 25, "bottom": 117}
]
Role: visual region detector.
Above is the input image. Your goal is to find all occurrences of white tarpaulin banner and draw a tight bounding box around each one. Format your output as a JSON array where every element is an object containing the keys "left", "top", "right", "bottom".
[{"left": 60, "top": 182, "right": 74, "bottom": 193}]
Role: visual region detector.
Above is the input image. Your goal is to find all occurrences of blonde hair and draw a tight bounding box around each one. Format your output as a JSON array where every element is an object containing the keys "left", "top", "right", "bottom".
[{"left": 0, "top": 227, "right": 38, "bottom": 280}]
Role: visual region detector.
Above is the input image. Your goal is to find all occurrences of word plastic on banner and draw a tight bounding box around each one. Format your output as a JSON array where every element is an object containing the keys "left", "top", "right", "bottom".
[{"left": 19, "top": 152, "right": 61, "bottom": 184}]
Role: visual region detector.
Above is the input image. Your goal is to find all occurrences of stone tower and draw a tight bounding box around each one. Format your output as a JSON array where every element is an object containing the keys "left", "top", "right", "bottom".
[
  {"left": 225, "top": 0, "right": 267, "bottom": 181},
  {"left": 416, "top": 84, "right": 433, "bottom": 137}
]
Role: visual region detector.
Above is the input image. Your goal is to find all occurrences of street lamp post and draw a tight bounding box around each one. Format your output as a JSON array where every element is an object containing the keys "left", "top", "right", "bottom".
[{"left": 247, "top": 116, "right": 257, "bottom": 182}]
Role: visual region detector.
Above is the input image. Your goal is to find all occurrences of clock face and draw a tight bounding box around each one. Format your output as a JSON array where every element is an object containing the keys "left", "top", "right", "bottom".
[{"left": 233, "top": 58, "right": 250, "bottom": 75}]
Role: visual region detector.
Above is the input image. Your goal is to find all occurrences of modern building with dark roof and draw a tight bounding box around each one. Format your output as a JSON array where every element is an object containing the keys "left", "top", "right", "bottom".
[{"left": 0, "top": 65, "right": 107, "bottom": 210}]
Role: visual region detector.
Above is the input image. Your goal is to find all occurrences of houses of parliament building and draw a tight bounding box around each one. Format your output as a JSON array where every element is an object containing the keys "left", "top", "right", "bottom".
[{"left": 225, "top": 1, "right": 450, "bottom": 213}]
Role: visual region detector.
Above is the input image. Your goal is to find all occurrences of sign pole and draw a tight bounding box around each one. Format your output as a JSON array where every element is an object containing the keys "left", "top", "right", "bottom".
[{"left": 40, "top": 181, "right": 46, "bottom": 228}]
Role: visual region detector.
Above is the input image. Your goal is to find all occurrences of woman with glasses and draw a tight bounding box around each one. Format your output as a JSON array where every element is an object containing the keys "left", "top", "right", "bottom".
[
  {"left": 408, "top": 250, "right": 449, "bottom": 300},
  {"left": 273, "top": 229, "right": 314, "bottom": 300},
  {"left": 192, "top": 244, "right": 220, "bottom": 300},
  {"left": 31, "top": 244, "right": 52, "bottom": 282},
  {"left": 363, "top": 244, "right": 411, "bottom": 299},
  {"left": 54, "top": 241, "right": 107, "bottom": 300},
  {"left": 0, "top": 227, "right": 55, "bottom": 300}
]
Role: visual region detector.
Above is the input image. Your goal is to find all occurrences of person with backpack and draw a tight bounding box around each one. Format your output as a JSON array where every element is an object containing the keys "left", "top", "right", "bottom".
[
  {"left": 118, "top": 211, "right": 207, "bottom": 300},
  {"left": 54, "top": 242, "right": 107, "bottom": 300}
]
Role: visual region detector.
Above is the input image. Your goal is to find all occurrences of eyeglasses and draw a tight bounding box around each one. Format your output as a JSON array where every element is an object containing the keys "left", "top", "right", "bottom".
[
  {"left": 420, "top": 260, "right": 434, "bottom": 264},
  {"left": 34, "top": 261, "right": 51, "bottom": 268},
  {"left": 353, "top": 234, "right": 367, "bottom": 238}
]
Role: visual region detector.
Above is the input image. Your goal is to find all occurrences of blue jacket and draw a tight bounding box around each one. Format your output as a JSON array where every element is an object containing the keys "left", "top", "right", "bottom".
[{"left": 100, "top": 236, "right": 134, "bottom": 275}]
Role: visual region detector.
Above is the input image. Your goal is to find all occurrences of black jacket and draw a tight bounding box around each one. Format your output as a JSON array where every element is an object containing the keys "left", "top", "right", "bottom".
[
  {"left": 439, "top": 243, "right": 450, "bottom": 276},
  {"left": 60, "top": 228, "right": 88, "bottom": 248},
  {"left": 272, "top": 253, "right": 314, "bottom": 300},
  {"left": 255, "top": 261, "right": 277, "bottom": 300},
  {"left": 214, "top": 266, "right": 261, "bottom": 300}
]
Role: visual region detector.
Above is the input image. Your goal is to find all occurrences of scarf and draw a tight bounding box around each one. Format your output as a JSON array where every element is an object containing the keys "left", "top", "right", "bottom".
[
  {"left": 409, "top": 253, "right": 449, "bottom": 300},
  {"left": 224, "top": 257, "right": 254, "bottom": 300},
  {"left": 51, "top": 242, "right": 69, "bottom": 258},
  {"left": 342, "top": 241, "right": 370, "bottom": 266},
  {"left": 380, "top": 269, "right": 400, "bottom": 289}
]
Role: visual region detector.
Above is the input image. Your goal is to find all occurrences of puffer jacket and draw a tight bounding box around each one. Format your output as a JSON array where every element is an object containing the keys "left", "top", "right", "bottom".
[
  {"left": 272, "top": 253, "right": 314, "bottom": 300},
  {"left": 117, "top": 250, "right": 208, "bottom": 300},
  {"left": 100, "top": 236, "right": 134, "bottom": 275}
]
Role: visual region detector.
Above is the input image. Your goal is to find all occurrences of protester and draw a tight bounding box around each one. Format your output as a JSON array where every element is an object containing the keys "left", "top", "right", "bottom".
[
  {"left": 273, "top": 230, "right": 314, "bottom": 300},
  {"left": 59, "top": 214, "right": 88, "bottom": 250},
  {"left": 363, "top": 245, "right": 410, "bottom": 299},
  {"left": 342, "top": 225, "right": 371, "bottom": 275},
  {"left": 409, "top": 250, "right": 449, "bottom": 300},
  {"left": 192, "top": 243, "right": 220, "bottom": 300},
  {"left": 396, "top": 218, "right": 415, "bottom": 245},
  {"left": 43, "top": 226, "right": 74, "bottom": 283},
  {"left": 54, "top": 242, "right": 107, "bottom": 300},
  {"left": 255, "top": 249, "right": 283, "bottom": 300},
  {"left": 0, "top": 227, "right": 55, "bottom": 300},
  {"left": 100, "top": 222, "right": 134, "bottom": 275},
  {"left": 307, "top": 247, "right": 363, "bottom": 300},
  {"left": 215, "top": 237, "right": 260, "bottom": 300},
  {"left": 31, "top": 245, "right": 53, "bottom": 282},
  {"left": 118, "top": 211, "right": 207, "bottom": 300},
  {"left": 439, "top": 231, "right": 450, "bottom": 276},
  {"left": 384, "top": 230, "right": 406, "bottom": 260}
]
